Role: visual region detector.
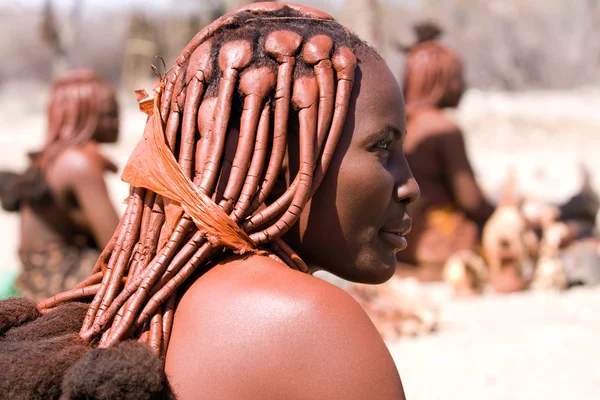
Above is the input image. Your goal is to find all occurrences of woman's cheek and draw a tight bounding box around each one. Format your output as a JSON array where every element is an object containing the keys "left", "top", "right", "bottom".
[{"left": 337, "top": 157, "right": 393, "bottom": 218}]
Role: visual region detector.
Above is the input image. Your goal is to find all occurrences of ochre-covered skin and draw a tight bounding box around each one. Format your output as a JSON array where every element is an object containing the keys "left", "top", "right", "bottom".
[
  {"left": 4, "top": 70, "right": 120, "bottom": 301},
  {"left": 20, "top": 3, "right": 419, "bottom": 399},
  {"left": 395, "top": 29, "right": 494, "bottom": 281}
]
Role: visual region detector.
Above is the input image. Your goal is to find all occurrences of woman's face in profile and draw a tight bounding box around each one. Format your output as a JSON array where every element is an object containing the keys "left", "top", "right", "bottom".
[{"left": 287, "top": 57, "right": 420, "bottom": 284}]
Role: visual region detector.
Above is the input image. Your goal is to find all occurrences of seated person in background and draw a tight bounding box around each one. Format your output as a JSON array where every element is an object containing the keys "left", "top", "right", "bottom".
[
  {"left": 395, "top": 22, "right": 494, "bottom": 281},
  {"left": 0, "top": 69, "right": 120, "bottom": 301}
]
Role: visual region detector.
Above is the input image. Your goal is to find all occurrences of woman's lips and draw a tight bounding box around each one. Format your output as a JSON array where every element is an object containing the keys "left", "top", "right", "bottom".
[{"left": 379, "top": 230, "right": 408, "bottom": 251}]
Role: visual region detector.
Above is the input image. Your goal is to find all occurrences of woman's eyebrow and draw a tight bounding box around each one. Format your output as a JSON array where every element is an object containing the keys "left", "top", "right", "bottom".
[{"left": 371, "top": 125, "right": 405, "bottom": 141}]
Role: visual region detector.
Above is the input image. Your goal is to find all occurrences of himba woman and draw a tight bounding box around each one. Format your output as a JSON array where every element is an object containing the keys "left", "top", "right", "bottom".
[
  {"left": 0, "top": 69, "right": 120, "bottom": 301},
  {"left": 394, "top": 22, "right": 495, "bottom": 282},
  {"left": 0, "top": 3, "right": 418, "bottom": 399}
]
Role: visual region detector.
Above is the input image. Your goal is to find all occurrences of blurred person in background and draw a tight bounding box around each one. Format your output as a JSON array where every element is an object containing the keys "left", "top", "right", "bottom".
[
  {"left": 0, "top": 69, "right": 120, "bottom": 301},
  {"left": 395, "top": 22, "right": 495, "bottom": 282}
]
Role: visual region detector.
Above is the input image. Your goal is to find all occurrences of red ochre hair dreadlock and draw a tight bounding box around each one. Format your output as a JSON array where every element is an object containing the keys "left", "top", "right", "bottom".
[
  {"left": 402, "top": 25, "right": 464, "bottom": 114},
  {"left": 34, "top": 2, "right": 380, "bottom": 360},
  {"left": 42, "top": 69, "right": 117, "bottom": 167}
]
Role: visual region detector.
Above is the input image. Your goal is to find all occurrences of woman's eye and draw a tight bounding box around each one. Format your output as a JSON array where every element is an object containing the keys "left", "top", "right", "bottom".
[{"left": 374, "top": 139, "right": 393, "bottom": 151}]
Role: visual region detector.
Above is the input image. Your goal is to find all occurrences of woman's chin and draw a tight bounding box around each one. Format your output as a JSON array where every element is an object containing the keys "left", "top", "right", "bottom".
[
  {"left": 336, "top": 259, "right": 396, "bottom": 285},
  {"left": 364, "top": 263, "right": 396, "bottom": 285}
]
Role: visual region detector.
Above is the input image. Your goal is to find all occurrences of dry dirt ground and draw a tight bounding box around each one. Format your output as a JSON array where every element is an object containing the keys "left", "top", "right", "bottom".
[
  {"left": 1, "top": 82, "right": 599, "bottom": 399},
  {"left": 391, "top": 283, "right": 600, "bottom": 400}
]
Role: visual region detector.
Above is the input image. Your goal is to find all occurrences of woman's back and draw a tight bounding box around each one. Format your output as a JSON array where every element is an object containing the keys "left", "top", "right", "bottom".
[
  {"left": 397, "top": 108, "right": 483, "bottom": 278},
  {"left": 19, "top": 143, "right": 117, "bottom": 250},
  {"left": 403, "top": 108, "right": 459, "bottom": 212}
]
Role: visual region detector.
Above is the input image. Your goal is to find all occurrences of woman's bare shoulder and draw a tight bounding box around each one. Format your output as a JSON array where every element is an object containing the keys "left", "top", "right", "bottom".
[
  {"left": 165, "top": 254, "right": 405, "bottom": 400},
  {"left": 50, "top": 145, "right": 101, "bottom": 178},
  {"left": 48, "top": 144, "right": 116, "bottom": 188}
]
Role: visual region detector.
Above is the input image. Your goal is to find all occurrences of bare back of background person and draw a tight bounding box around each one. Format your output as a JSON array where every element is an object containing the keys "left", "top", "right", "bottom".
[{"left": 0, "top": 70, "right": 120, "bottom": 301}]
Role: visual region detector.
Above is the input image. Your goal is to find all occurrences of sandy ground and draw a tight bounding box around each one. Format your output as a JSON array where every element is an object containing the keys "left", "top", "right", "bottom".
[
  {"left": 1, "top": 82, "right": 599, "bottom": 399},
  {"left": 391, "top": 283, "right": 600, "bottom": 400}
]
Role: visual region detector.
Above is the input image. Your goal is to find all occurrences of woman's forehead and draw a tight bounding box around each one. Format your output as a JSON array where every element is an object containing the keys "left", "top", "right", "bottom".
[{"left": 351, "top": 59, "right": 407, "bottom": 136}]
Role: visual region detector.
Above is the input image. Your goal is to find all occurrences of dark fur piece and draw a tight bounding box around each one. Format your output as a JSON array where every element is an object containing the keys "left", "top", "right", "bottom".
[
  {"left": 3, "top": 302, "right": 88, "bottom": 341},
  {"left": 0, "top": 299, "right": 171, "bottom": 399},
  {"left": 0, "top": 334, "right": 90, "bottom": 399},
  {"left": 0, "top": 297, "right": 41, "bottom": 334},
  {"left": 0, "top": 166, "right": 52, "bottom": 212},
  {"left": 62, "top": 341, "right": 172, "bottom": 400},
  {"left": 0, "top": 300, "right": 90, "bottom": 399},
  {"left": 0, "top": 171, "right": 19, "bottom": 193},
  {"left": 0, "top": 170, "right": 21, "bottom": 211}
]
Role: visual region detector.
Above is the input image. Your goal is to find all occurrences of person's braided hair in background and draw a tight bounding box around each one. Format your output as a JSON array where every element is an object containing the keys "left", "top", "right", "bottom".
[
  {"left": 401, "top": 21, "right": 464, "bottom": 116},
  {"left": 0, "top": 3, "right": 382, "bottom": 398}
]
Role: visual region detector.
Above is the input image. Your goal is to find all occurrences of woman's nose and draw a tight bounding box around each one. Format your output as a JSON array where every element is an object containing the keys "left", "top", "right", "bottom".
[
  {"left": 393, "top": 154, "right": 420, "bottom": 205},
  {"left": 395, "top": 176, "right": 420, "bottom": 206}
]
